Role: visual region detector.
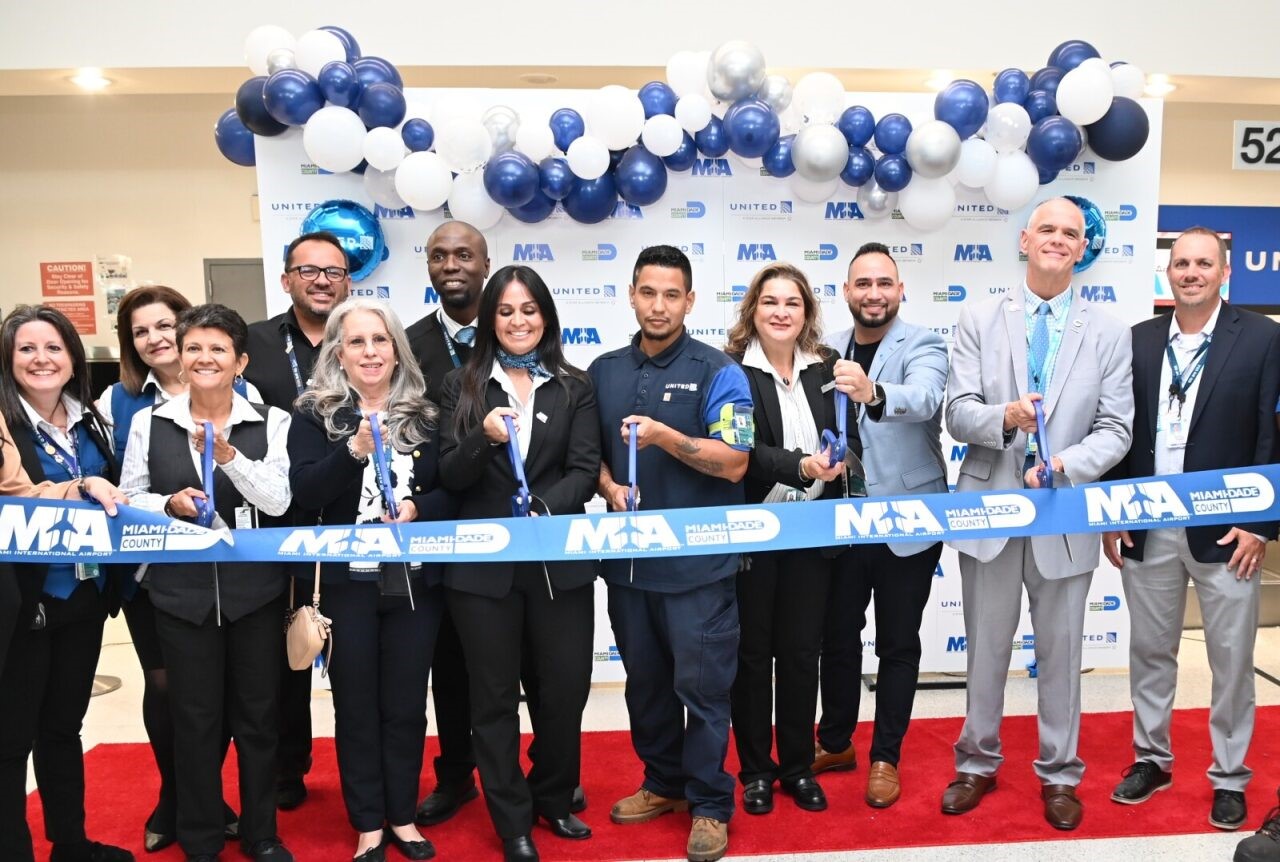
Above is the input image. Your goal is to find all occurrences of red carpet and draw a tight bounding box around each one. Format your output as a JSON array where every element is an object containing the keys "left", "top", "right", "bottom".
[{"left": 29, "top": 706, "right": 1280, "bottom": 860}]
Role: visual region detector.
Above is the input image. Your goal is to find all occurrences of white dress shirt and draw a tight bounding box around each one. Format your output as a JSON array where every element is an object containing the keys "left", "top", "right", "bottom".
[
  {"left": 490, "top": 360, "right": 554, "bottom": 461},
  {"left": 1154, "top": 302, "right": 1221, "bottom": 477},
  {"left": 741, "top": 339, "right": 824, "bottom": 502}
]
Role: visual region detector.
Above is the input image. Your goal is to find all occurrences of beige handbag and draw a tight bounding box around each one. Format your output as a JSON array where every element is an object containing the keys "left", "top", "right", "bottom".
[{"left": 285, "top": 561, "right": 333, "bottom": 674}]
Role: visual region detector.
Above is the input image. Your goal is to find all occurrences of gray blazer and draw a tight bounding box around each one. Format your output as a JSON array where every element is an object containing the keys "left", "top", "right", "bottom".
[
  {"left": 944, "top": 289, "right": 1134, "bottom": 577},
  {"left": 825, "top": 316, "right": 950, "bottom": 556}
]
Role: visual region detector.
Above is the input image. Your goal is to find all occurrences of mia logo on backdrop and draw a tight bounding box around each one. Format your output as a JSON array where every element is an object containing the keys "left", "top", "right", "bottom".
[{"left": 513, "top": 243, "right": 555, "bottom": 262}]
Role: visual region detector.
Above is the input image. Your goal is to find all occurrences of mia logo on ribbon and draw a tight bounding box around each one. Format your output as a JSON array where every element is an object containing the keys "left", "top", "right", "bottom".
[
  {"left": 277, "top": 527, "right": 403, "bottom": 558},
  {"left": 834, "top": 500, "right": 945, "bottom": 539},
  {"left": 564, "top": 514, "right": 682, "bottom": 554},
  {"left": 1084, "top": 481, "right": 1190, "bottom": 526},
  {"left": 0, "top": 504, "right": 111, "bottom": 557}
]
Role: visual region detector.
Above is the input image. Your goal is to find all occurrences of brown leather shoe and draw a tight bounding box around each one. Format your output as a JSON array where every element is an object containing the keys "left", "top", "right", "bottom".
[
  {"left": 609, "top": 788, "right": 688, "bottom": 824},
  {"left": 941, "top": 772, "right": 997, "bottom": 814},
  {"left": 686, "top": 816, "right": 728, "bottom": 862},
  {"left": 812, "top": 742, "right": 858, "bottom": 774},
  {"left": 866, "top": 761, "right": 901, "bottom": 808},
  {"left": 1042, "top": 783, "right": 1083, "bottom": 830}
]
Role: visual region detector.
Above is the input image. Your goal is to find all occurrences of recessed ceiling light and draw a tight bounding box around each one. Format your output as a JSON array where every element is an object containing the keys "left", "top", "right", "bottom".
[
  {"left": 70, "top": 67, "right": 111, "bottom": 91},
  {"left": 518, "top": 72, "right": 558, "bottom": 86},
  {"left": 1144, "top": 73, "right": 1175, "bottom": 97},
  {"left": 925, "top": 70, "right": 954, "bottom": 92}
]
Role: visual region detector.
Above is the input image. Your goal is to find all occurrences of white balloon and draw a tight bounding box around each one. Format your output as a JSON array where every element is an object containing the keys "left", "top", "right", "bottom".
[
  {"left": 363, "top": 167, "right": 409, "bottom": 210},
  {"left": 394, "top": 151, "right": 453, "bottom": 211},
  {"left": 293, "top": 29, "right": 346, "bottom": 78},
  {"left": 710, "top": 97, "right": 731, "bottom": 119},
  {"left": 984, "top": 151, "right": 1039, "bottom": 211},
  {"left": 515, "top": 122, "right": 556, "bottom": 162},
  {"left": 984, "top": 102, "right": 1032, "bottom": 154},
  {"left": 362, "top": 126, "right": 407, "bottom": 171},
  {"left": 897, "top": 177, "right": 957, "bottom": 231},
  {"left": 302, "top": 106, "right": 366, "bottom": 173},
  {"left": 793, "top": 72, "right": 846, "bottom": 125},
  {"left": 435, "top": 118, "right": 493, "bottom": 174},
  {"left": 432, "top": 94, "right": 483, "bottom": 127},
  {"left": 778, "top": 102, "right": 804, "bottom": 135},
  {"left": 641, "top": 114, "right": 684, "bottom": 158},
  {"left": 587, "top": 85, "right": 646, "bottom": 150},
  {"left": 244, "top": 25, "right": 295, "bottom": 76},
  {"left": 1056, "top": 57, "right": 1115, "bottom": 126},
  {"left": 856, "top": 179, "right": 898, "bottom": 219},
  {"left": 789, "top": 174, "right": 840, "bottom": 204},
  {"left": 565, "top": 135, "right": 610, "bottom": 180},
  {"left": 447, "top": 170, "right": 504, "bottom": 230},
  {"left": 792, "top": 123, "right": 849, "bottom": 182},
  {"left": 904, "top": 120, "right": 962, "bottom": 178},
  {"left": 1110, "top": 63, "right": 1146, "bottom": 100},
  {"left": 674, "top": 94, "right": 712, "bottom": 133},
  {"left": 265, "top": 48, "right": 295, "bottom": 75},
  {"left": 952, "top": 138, "right": 998, "bottom": 187},
  {"left": 666, "top": 50, "right": 712, "bottom": 99}
]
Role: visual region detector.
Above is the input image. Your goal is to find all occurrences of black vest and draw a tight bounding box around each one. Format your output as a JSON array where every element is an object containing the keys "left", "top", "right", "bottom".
[{"left": 143, "top": 408, "right": 286, "bottom": 624}]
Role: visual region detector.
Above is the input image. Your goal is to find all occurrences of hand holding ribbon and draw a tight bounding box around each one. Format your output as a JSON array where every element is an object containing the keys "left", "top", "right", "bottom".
[{"left": 502, "top": 415, "right": 532, "bottom": 517}]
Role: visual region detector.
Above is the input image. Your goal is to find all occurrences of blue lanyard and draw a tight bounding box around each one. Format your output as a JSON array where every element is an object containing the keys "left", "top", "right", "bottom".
[
  {"left": 34, "top": 426, "right": 80, "bottom": 478},
  {"left": 283, "top": 328, "right": 306, "bottom": 395},
  {"left": 194, "top": 422, "right": 216, "bottom": 528},
  {"left": 502, "top": 415, "right": 531, "bottom": 516},
  {"left": 1166, "top": 335, "right": 1211, "bottom": 405},
  {"left": 365, "top": 412, "right": 399, "bottom": 518},
  {"left": 439, "top": 321, "right": 462, "bottom": 369}
]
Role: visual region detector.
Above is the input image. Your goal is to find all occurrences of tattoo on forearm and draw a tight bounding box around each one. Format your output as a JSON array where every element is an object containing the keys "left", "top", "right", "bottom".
[{"left": 675, "top": 436, "right": 724, "bottom": 476}]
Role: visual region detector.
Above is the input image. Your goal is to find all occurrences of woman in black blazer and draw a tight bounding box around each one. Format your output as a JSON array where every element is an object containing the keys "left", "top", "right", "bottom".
[
  {"left": 437, "top": 265, "right": 601, "bottom": 862},
  {"left": 288, "top": 298, "right": 455, "bottom": 862},
  {"left": 724, "top": 263, "right": 863, "bottom": 816}
]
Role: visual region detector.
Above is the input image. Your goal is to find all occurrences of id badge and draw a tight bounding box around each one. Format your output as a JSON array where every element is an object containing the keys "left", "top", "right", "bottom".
[
  {"left": 782, "top": 486, "right": 806, "bottom": 503},
  {"left": 75, "top": 562, "right": 100, "bottom": 581},
  {"left": 1166, "top": 405, "right": 1188, "bottom": 449},
  {"left": 234, "top": 505, "right": 258, "bottom": 530}
]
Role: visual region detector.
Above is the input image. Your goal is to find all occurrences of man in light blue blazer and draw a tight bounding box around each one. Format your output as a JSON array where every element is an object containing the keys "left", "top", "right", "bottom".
[
  {"left": 942, "top": 198, "right": 1133, "bottom": 831},
  {"left": 816, "top": 242, "right": 950, "bottom": 808}
]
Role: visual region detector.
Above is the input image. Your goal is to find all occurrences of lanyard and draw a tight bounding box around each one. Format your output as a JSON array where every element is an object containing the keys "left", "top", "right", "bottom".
[
  {"left": 283, "top": 328, "right": 306, "bottom": 395},
  {"left": 502, "top": 415, "right": 532, "bottom": 517},
  {"left": 1166, "top": 335, "right": 1211, "bottom": 405},
  {"left": 365, "top": 412, "right": 399, "bottom": 519},
  {"left": 34, "top": 426, "right": 81, "bottom": 479},
  {"left": 438, "top": 320, "right": 462, "bottom": 369},
  {"left": 194, "top": 422, "right": 216, "bottom": 528}
]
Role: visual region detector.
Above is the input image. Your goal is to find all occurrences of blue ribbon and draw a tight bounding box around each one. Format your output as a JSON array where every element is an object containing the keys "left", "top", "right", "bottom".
[
  {"left": 1033, "top": 400, "right": 1054, "bottom": 489},
  {"left": 366, "top": 412, "right": 398, "bottom": 518},
  {"left": 503, "top": 415, "right": 532, "bottom": 517},
  {"left": 193, "top": 422, "right": 216, "bottom": 528},
  {"left": 822, "top": 390, "right": 849, "bottom": 468}
]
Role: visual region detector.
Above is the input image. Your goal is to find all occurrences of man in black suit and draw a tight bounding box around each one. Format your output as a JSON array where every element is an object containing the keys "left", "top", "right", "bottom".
[{"left": 1103, "top": 227, "right": 1280, "bottom": 835}]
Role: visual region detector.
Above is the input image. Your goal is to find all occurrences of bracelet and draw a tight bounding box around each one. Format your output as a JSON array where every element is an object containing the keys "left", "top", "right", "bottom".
[
  {"left": 798, "top": 458, "right": 812, "bottom": 483},
  {"left": 346, "top": 436, "right": 369, "bottom": 462},
  {"left": 162, "top": 496, "right": 176, "bottom": 517},
  {"left": 77, "top": 478, "right": 91, "bottom": 501}
]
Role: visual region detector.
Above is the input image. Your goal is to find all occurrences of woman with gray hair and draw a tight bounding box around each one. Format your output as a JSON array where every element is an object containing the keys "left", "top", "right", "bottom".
[{"left": 287, "top": 298, "right": 456, "bottom": 862}]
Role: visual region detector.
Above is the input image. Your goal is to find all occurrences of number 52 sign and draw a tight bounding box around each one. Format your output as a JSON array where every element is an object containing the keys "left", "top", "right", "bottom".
[{"left": 1233, "top": 121, "right": 1280, "bottom": 171}]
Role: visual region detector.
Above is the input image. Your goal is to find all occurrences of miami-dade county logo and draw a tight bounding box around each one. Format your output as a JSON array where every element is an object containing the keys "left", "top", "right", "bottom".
[
  {"left": 802, "top": 244, "right": 838, "bottom": 262},
  {"left": 670, "top": 201, "right": 706, "bottom": 219},
  {"left": 581, "top": 243, "right": 617, "bottom": 262},
  {"left": 0, "top": 504, "right": 112, "bottom": 558},
  {"left": 943, "top": 494, "right": 1035, "bottom": 532},
  {"left": 834, "top": 499, "right": 945, "bottom": 540},
  {"left": 1186, "top": 472, "right": 1275, "bottom": 517},
  {"left": 684, "top": 509, "right": 780, "bottom": 546},
  {"left": 406, "top": 523, "right": 510, "bottom": 555},
  {"left": 119, "top": 520, "right": 232, "bottom": 553},
  {"left": 564, "top": 514, "right": 682, "bottom": 555},
  {"left": 1084, "top": 481, "right": 1190, "bottom": 527},
  {"left": 278, "top": 526, "right": 404, "bottom": 558}
]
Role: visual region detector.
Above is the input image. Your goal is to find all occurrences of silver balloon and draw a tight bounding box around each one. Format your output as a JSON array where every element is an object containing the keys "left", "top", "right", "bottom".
[
  {"left": 482, "top": 105, "right": 521, "bottom": 154},
  {"left": 706, "top": 41, "right": 767, "bottom": 102},
  {"left": 791, "top": 124, "right": 848, "bottom": 182},
  {"left": 756, "top": 74, "right": 793, "bottom": 113},
  {"left": 857, "top": 179, "right": 898, "bottom": 220},
  {"left": 266, "top": 48, "right": 297, "bottom": 75},
  {"left": 904, "top": 120, "right": 963, "bottom": 179}
]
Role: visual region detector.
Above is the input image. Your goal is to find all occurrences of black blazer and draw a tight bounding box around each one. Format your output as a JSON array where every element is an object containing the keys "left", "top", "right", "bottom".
[
  {"left": 1107, "top": 303, "right": 1280, "bottom": 562},
  {"left": 287, "top": 405, "right": 458, "bottom": 584},
  {"left": 437, "top": 370, "right": 601, "bottom": 598},
  {"left": 407, "top": 310, "right": 471, "bottom": 406}
]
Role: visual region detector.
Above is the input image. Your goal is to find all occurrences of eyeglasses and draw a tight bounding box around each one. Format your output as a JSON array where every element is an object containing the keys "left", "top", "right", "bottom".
[{"left": 287, "top": 265, "right": 349, "bottom": 281}]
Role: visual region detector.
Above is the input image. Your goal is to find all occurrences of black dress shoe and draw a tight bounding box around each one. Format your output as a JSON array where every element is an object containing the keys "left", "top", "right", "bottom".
[
  {"left": 51, "top": 842, "right": 135, "bottom": 862},
  {"left": 780, "top": 776, "right": 828, "bottom": 811},
  {"left": 1213, "top": 789, "right": 1248, "bottom": 831},
  {"left": 1111, "top": 760, "right": 1172, "bottom": 804},
  {"left": 540, "top": 812, "right": 591, "bottom": 840},
  {"left": 570, "top": 784, "right": 587, "bottom": 814},
  {"left": 742, "top": 779, "right": 774, "bottom": 815},
  {"left": 414, "top": 779, "right": 480, "bottom": 826},
  {"left": 185, "top": 856, "right": 219, "bottom": 862},
  {"left": 352, "top": 841, "right": 385, "bottom": 862},
  {"left": 383, "top": 828, "right": 436, "bottom": 860},
  {"left": 275, "top": 777, "right": 307, "bottom": 811},
  {"left": 223, "top": 802, "right": 240, "bottom": 841},
  {"left": 502, "top": 834, "right": 539, "bottom": 862},
  {"left": 241, "top": 838, "right": 293, "bottom": 861}
]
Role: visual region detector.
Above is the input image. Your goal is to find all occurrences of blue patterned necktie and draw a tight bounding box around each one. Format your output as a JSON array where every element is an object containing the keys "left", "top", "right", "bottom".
[
  {"left": 455, "top": 326, "right": 476, "bottom": 346},
  {"left": 1027, "top": 303, "right": 1051, "bottom": 394}
]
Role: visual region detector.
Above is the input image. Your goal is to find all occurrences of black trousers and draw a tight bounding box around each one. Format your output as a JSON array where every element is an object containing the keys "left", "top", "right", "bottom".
[
  {"left": 0, "top": 581, "right": 107, "bottom": 862},
  {"left": 155, "top": 595, "right": 285, "bottom": 856},
  {"left": 428, "top": 602, "right": 475, "bottom": 788},
  {"left": 324, "top": 578, "right": 442, "bottom": 832},
  {"left": 277, "top": 581, "right": 313, "bottom": 785},
  {"left": 818, "top": 542, "right": 941, "bottom": 765},
  {"left": 447, "top": 570, "right": 593, "bottom": 840},
  {"left": 731, "top": 548, "right": 830, "bottom": 784}
]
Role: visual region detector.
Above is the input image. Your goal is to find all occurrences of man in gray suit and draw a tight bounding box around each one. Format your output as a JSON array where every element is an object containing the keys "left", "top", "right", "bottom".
[
  {"left": 815, "top": 242, "right": 950, "bottom": 809},
  {"left": 942, "top": 197, "right": 1134, "bottom": 830}
]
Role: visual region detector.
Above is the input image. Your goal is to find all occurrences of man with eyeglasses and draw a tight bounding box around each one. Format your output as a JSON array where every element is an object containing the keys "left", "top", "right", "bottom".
[{"left": 243, "top": 230, "right": 351, "bottom": 812}]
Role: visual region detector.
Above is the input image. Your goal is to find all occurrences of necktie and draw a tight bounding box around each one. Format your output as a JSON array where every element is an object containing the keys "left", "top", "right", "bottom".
[
  {"left": 455, "top": 326, "right": 476, "bottom": 346},
  {"left": 1027, "top": 303, "right": 1051, "bottom": 394}
]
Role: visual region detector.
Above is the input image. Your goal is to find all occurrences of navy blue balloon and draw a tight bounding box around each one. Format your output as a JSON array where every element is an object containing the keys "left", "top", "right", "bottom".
[
  {"left": 1026, "top": 116, "right": 1083, "bottom": 173},
  {"left": 723, "top": 98, "right": 780, "bottom": 158},
  {"left": 319, "top": 26, "right": 361, "bottom": 63},
  {"left": 549, "top": 108, "right": 585, "bottom": 152},
  {"left": 874, "top": 154, "right": 912, "bottom": 193},
  {"left": 401, "top": 118, "right": 434, "bottom": 152},
  {"left": 1085, "top": 97, "right": 1150, "bottom": 161},
  {"left": 609, "top": 149, "right": 626, "bottom": 171},
  {"left": 663, "top": 133, "right": 698, "bottom": 171},
  {"left": 351, "top": 159, "right": 368, "bottom": 176},
  {"left": 638, "top": 81, "right": 678, "bottom": 118},
  {"left": 841, "top": 146, "right": 875, "bottom": 186},
  {"left": 539, "top": 157, "right": 577, "bottom": 200},
  {"left": 993, "top": 68, "right": 1031, "bottom": 105},
  {"left": 214, "top": 108, "right": 255, "bottom": 166},
  {"left": 762, "top": 134, "right": 795, "bottom": 177},
  {"left": 1048, "top": 39, "right": 1100, "bottom": 72},
  {"left": 483, "top": 151, "right": 540, "bottom": 208},
  {"left": 837, "top": 106, "right": 875, "bottom": 147},
  {"left": 352, "top": 56, "right": 402, "bottom": 90},
  {"left": 1029, "top": 67, "right": 1064, "bottom": 99},
  {"left": 873, "top": 113, "right": 912, "bottom": 155},
  {"left": 318, "top": 61, "right": 362, "bottom": 109},
  {"left": 934, "top": 80, "right": 989, "bottom": 139},
  {"left": 358, "top": 82, "right": 406, "bottom": 129},
  {"left": 562, "top": 173, "right": 618, "bottom": 224},
  {"left": 300, "top": 200, "right": 388, "bottom": 281},
  {"left": 1024, "top": 89, "right": 1058, "bottom": 123},
  {"left": 263, "top": 69, "right": 324, "bottom": 126},
  {"left": 694, "top": 115, "right": 729, "bottom": 157},
  {"left": 508, "top": 190, "right": 557, "bottom": 224},
  {"left": 1038, "top": 167, "right": 1059, "bottom": 185},
  {"left": 235, "top": 76, "right": 286, "bottom": 136},
  {"left": 615, "top": 146, "right": 668, "bottom": 206}
]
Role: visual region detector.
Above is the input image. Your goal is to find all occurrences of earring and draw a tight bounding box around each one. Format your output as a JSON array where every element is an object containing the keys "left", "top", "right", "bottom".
[{"left": 177, "top": 368, "right": 188, "bottom": 385}]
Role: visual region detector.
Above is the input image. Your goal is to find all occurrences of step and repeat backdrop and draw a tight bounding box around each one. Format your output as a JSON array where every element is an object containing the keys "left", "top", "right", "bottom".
[{"left": 256, "top": 90, "right": 1163, "bottom": 680}]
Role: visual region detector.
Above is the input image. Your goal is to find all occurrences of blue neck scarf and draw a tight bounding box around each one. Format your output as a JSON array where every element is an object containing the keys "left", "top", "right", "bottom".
[{"left": 497, "top": 348, "right": 552, "bottom": 379}]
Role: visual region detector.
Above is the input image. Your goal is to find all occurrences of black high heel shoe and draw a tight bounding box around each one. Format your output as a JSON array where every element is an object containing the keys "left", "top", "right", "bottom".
[{"left": 384, "top": 827, "right": 435, "bottom": 860}]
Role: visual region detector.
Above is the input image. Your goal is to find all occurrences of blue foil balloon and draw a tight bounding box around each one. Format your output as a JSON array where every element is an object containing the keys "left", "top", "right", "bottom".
[
  {"left": 873, "top": 113, "right": 912, "bottom": 155},
  {"left": 263, "top": 69, "right": 324, "bottom": 126},
  {"left": 539, "top": 157, "right": 576, "bottom": 200},
  {"left": 934, "top": 80, "right": 989, "bottom": 139},
  {"left": 319, "top": 26, "right": 361, "bottom": 63},
  {"left": 615, "top": 146, "right": 668, "bottom": 206},
  {"left": 352, "top": 57, "right": 403, "bottom": 90},
  {"left": 300, "top": 200, "right": 388, "bottom": 282},
  {"left": 723, "top": 98, "right": 780, "bottom": 158},
  {"left": 508, "top": 190, "right": 557, "bottom": 224},
  {"left": 1085, "top": 97, "right": 1150, "bottom": 161},
  {"left": 837, "top": 106, "right": 875, "bottom": 147},
  {"left": 1029, "top": 67, "right": 1064, "bottom": 99},
  {"left": 318, "top": 61, "right": 362, "bottom": 109},
  {"left": 235, "top": 76, "right": 286, "bottom": 137},
  {"left": 1024, "top": 90, "right": 1059, "bottom": 123},
  {"left": 358, "top": 82, "right": 407, "bottom": 129},
  {"left": 1048, "top": 39, "right": 1100, "bottom": 72},
  {"left": 873, "top": 154, "right": 912, "bottom": 193},
  {"left": 841, "top": 146, "right": 875, "bottom": 186},
  {"left": 1026, "top": 116, "right": 1083, "bottom": 173},
  {"left": 993, "top": 68, "right": 1031, "bottom": 105},
  {"left": 549, "top": 108, "right": 585, "bottom": 152},
  {"left": 562, "top": 173, "right": 618, "bottom": 224},
  {"left": 663, "top": 133, "right": 697, "bottom": 171},
  {"left": 762, "top": 134, "right": 795, "bottom": 177},
  {"left": 694, "top": 115, "right": 729, "bottom": 157},
  {"left": 401, "top": 118, "right": 434, "bottom": 152},
  {"left": 483, "top": 151, "right": 540, "bottom": 208},
  {"left": 638, "top": 81, "right": 678, "bottom": 118},
  {"left": 1064, "top": 194, "right": 1107, "bottom": 273},
  {"left": 214, "top": 108, "right": 255, "bottom": 166}
]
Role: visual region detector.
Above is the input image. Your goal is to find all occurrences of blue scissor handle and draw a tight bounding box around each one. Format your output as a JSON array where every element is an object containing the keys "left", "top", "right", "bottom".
[
  {"left": 503, "top": 415, "right": 531, "bottom": 517},
  {"left": 1033, "top": 399, "right": 1053, "bottom": 489},
  {"left": 822, "top": 390, "right": 849, "bottom": 468},
  {"left": 194, "top": 422, "right": 216, "bottom": 528},
  {"left": 625, "top": 422, "right": 639, "bottom": 512}
]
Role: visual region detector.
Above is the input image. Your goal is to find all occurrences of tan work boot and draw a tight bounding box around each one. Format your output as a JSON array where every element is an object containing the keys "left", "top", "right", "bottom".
[
  {"left": 687, "top": 816, "right": 728, "bottom": 862},
  {"left": 610, "top": 787, "right": 689, "bottom": 824}
]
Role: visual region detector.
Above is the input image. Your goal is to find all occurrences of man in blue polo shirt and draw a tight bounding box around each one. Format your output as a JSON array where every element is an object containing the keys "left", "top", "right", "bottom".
[{"left": 589, "top": 245, "right": 753, "bottom": 862}]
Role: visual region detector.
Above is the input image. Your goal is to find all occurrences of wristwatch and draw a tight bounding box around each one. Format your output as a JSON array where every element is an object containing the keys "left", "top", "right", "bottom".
[{"left": 868, "top": 382, "right": 885, "bottom": 407}]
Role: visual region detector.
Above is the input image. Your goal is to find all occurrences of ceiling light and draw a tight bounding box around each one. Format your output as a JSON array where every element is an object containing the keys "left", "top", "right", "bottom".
[
  {"left": 1144, "top": 73, "right": 1175, "bottom": 97},
  {"left": 925, "top": 70, "right": 954, "bottom": 91},
  {"left": 518, "top": 72, "right": 558, "bottom": 86},
  {"left": 70, "top": 67, "right": 111, "bottom": 91}
]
